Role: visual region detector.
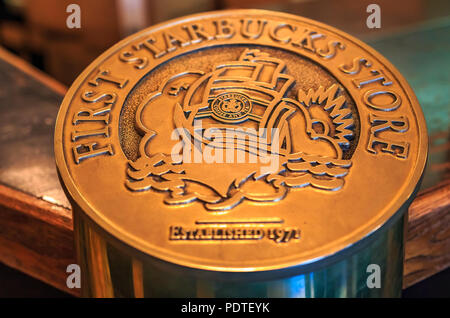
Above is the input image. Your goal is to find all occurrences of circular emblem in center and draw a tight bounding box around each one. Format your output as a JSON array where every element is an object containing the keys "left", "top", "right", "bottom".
[{"left": 211, "top": 92, "right": 252, "bottom": 123}]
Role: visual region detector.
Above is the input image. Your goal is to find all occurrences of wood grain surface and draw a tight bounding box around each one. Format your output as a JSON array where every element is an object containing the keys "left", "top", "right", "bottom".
[
  {"left": 403, "top": 180, "right": 450, "bottom": 288},
  {"left": 0, "top": 184, "right": 77, "bottom": 296}
]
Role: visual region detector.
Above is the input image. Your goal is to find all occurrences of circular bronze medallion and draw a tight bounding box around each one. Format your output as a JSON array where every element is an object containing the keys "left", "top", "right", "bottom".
[
  {"left": 55, "top": 10, "right": 427, "bottom": 284},
  {"left": 211, "top": 92, "right": 252, "bottom": 123}
]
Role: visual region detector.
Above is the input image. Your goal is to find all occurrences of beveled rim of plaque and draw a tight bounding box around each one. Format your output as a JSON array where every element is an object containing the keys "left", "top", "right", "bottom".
[{"left": 55, "top": 9, "right": 428, "bottom": 273}]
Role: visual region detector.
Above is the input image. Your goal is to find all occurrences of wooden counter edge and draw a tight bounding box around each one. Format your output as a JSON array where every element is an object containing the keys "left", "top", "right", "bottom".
[
  {"left": 0, "top": 184, "right": 79, "bottom": 296},
  {"left": 403, "top": 179, "right": 450, "bottom": 288}
]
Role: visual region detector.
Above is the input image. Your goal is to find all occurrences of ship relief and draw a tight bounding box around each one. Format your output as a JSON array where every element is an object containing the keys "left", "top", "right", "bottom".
[{"left": 125, "top": 49, "right": 355, "bottom": 211}]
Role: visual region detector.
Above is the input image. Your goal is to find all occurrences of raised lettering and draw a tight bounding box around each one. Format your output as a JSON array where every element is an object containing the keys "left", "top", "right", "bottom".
[
  {"left": 291, "top": 28, "right": 323, "bottom": 52},
  {"left": 241, "top": 19, "right": 267, "bottom": 39},
  {"left": 72, "top": 142, "right": 113, "bottom": 164},
  {"left": 353, "top": 69, "right": 392, "bottom": 88},
  {"left": 89, "top": 69, "right": 128, "bottom": 88},
  {"left": 269, "top": 23, "right": 295, "bottom": 43},
  {"left": 339, "top": 57, "right": 372, "bottom": 75},
  {"left": 214, "top": 19, "right": 235, "bottom": 39},
  {"left": 119, "top": 50, "right": 148, "bottom": 69},
  {"left": 367, "top": 114, "right": 409, "bottom": 159},
  {"left": 363, "top": 88, "right": 401, "bottom": 111}
]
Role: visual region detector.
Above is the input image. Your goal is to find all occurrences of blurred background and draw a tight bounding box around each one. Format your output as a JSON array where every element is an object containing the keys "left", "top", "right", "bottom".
[
  {"left": 0, "top": 0, "right": 448, "bottom": 85},
  {"left": 0, "top": 0, "right": 448, "bottom": 297}
]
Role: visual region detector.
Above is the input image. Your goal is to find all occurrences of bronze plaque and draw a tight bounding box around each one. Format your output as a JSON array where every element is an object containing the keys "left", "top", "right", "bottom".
[{"left": 55, "top": 10, "right": 427, "bottom": 294}]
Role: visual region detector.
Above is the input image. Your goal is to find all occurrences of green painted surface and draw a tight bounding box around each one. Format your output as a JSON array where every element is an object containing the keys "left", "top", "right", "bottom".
[{"left": 369, "top": 19, "right": 450, "bottom": 189}]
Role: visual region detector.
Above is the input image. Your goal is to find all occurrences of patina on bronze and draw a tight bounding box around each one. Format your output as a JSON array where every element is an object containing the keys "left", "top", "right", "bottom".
[{"left": 55, "top": 10, "right": 428, "bottom": 297}]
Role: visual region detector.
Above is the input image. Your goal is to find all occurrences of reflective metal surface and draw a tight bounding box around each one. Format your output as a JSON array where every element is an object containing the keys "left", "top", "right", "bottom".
[{"left": 55, "top": 10, "right": 428, "bottom": 297}]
